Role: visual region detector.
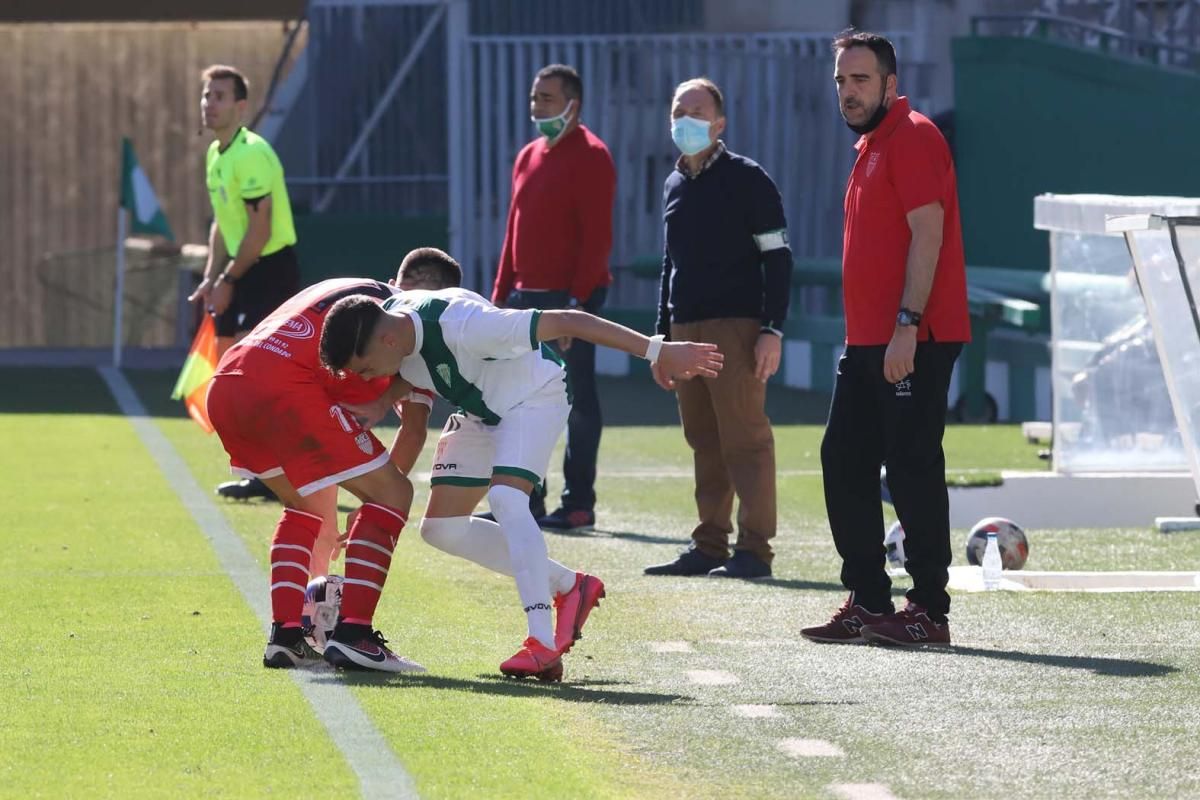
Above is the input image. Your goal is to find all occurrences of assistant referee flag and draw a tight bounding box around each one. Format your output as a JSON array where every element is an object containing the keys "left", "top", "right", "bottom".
[{"left": 170, "top": 315, "right": 217, "bottom": 433}]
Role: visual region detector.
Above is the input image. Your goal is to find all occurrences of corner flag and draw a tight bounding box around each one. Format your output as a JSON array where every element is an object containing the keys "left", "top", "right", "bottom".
[
  {"left": 120, "top": 137, "right": 174, "bottom": 241},
  {"left": 113, "top": 137, "right": 175, "bottom": 368},
  {"left": 170, "top": 315, "right": 218, "bottom": 434}
]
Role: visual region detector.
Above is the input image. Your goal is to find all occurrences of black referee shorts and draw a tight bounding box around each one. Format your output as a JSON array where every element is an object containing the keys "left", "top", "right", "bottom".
[{"left": 214, "top": 245, "right": 301, "bottom": 338}]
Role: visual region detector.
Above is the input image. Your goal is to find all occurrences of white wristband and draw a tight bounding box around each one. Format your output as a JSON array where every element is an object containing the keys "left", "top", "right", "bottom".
[{"left": 644, "top": 334, "right": 665, "bottom": 365}]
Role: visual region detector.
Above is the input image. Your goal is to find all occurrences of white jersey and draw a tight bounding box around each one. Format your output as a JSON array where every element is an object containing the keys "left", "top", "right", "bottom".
[{"left": 381, "top": 288, "right": 567, "bottom": 424}]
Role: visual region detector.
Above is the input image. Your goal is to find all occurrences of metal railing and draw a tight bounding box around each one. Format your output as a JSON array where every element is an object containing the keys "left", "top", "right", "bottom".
[
  {"left": 451, "top": 31, "right": 932, "bottom": 293},
  {"left": 972, "top": 12, "right": 1200, "bottom": 72}
]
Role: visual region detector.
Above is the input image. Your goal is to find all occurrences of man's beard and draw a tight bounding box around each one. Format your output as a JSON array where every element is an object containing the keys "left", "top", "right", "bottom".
[{"left": 843, "top": 86, "right": 889, "bottom": 135}]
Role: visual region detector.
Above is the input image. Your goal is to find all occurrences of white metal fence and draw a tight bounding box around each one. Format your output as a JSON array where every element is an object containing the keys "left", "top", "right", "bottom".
[{"left": 450, "top": 32, "right": 930, "bottom": 295}]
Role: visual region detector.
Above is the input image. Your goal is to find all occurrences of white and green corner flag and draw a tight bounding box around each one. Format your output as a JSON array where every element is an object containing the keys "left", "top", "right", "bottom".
[{"left": 120, "top": 137, "right": 174, "bottom": 240}]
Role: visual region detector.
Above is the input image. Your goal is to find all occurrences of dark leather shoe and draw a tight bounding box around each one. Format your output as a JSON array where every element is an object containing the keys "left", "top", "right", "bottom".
[
  {"left": 708, "top": 550, "right": 772, "bottom": 579},
  {"left": 216, "top": 477, "right": 277, "bottom": 502},
  {"left": 644, "top": 546, "right": 726, "bottom": 576},
  {"left": 538, "top": 508, "right": 595, "bottom": 531}
]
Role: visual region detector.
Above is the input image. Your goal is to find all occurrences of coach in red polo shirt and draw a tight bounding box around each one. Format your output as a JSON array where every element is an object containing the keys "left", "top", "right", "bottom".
[
  {"left": 802, "top": 31, "right": 969, "bottom": 649},
  {"left": 491, "top": 64, "right": 616, "bottom": 532}
]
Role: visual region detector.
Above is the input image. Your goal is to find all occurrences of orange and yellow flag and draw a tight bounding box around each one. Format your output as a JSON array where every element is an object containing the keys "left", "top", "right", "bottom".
[{"left": 170, "top": 315, "right": 218, "bottom": 433}]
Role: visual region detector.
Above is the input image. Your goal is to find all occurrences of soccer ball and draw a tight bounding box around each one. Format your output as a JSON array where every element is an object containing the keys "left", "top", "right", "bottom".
[
  {"left": 883, "top": 520, "right": 906, "bottom": 567},
  {"left": 965, "top": 517, "right": 1029, "bottom": 570},
  {"left": 302, "top": 574, "right": 343, "bottom": 651}
]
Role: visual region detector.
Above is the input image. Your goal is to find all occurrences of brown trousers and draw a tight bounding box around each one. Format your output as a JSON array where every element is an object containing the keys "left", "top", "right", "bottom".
[{"left": 671, "top": 318, "right": 777, "bottom": 563}]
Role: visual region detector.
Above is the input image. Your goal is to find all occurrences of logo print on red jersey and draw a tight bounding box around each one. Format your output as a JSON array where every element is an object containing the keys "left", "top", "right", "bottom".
[
  {"left": 275, "top": 316, "right": 316, "bottom": 340},
  {"left": 865, "top": 151, "right": 882, "bottom": 177}
]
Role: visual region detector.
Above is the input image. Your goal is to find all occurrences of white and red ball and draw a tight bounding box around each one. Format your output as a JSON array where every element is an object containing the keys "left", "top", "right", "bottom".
[
  {"left": 965, "top": 517, "right": 1029, "bottom": 570},
  {"left": 301, "top": 574, "right": 343, "bottom": 651}
]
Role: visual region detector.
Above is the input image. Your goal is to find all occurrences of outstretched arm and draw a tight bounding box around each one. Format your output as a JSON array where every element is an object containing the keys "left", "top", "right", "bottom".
[{"left": 534, "top": 310, "right": 723, "bottom": 387}]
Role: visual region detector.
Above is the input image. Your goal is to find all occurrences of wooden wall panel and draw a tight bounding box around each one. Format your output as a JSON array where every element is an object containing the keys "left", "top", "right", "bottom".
[{"left": 0, "top": 22, "right": 305, "bottom": 348}]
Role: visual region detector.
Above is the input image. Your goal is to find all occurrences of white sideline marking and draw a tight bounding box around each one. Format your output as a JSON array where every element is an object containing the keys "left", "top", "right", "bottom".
[
  {"left": 685, "top": 670, "right": 740, "bottom": 686},
  {"left": 99, "top": 368, "right": 418, "bottom": 800},
  {"left": 830, "top": 783, "right": 900, "bottom": 800},
  {"left": 777, "top": 738, "right": 844, "bottom": 757},
  {"left": 948, "top": 565, "right": 1200, "bottom": 593},
  {"left": 650, "top": 641, "right": 694, "bottom": 653},
  {"left": 732, "top": 704, "right": 781, "bottom": 718}
]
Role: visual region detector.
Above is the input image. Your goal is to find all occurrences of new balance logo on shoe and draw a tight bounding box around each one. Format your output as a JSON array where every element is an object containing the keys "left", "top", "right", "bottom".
[
  {"left": 905, "top": 624, "right": 929, "bottom": 640},
  {"left": 843, "top": 616, "right": 866, "bottom": 635}
]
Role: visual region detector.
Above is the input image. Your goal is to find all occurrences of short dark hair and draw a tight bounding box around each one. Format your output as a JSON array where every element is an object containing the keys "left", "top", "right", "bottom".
[
  {"left": 832, "top": 30, "right": 898, "bottom": 78},
  {"left": 320, "top": 295, "right": 384, "bottom": 372},
  {"left": 535, "top": 64, "right": 583, "bottom": 104},
  {"left": 201, "top": 64, "right": 249, "bottom": 101},
  {"left": 397, "top": 247, "right": 462, "bottom": 290},
  {"left": 674, "top": 77, "right": 724, "bottom": 117}
]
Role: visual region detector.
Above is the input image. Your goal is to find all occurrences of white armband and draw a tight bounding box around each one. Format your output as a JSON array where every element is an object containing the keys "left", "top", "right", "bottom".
[
  {"left": 753, "top": 229, "right": 789, "bottom": 252},
  {"left": 643, "top": 334, "right": 665, "bottom": 365}
]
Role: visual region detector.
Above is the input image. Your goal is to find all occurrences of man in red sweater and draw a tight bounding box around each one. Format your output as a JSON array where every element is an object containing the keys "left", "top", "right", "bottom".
[{"left": 491, "top": 63, "right": 617, "bottom": 532}]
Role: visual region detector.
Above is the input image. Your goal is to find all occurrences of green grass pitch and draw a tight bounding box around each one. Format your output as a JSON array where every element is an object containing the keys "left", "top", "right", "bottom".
[{"left": 2, "top": 368, "right": 1198, "bottom": 799}]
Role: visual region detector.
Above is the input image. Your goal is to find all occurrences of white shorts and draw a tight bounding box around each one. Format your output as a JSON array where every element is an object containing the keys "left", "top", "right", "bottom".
[{"left": 430, "top": 379, "right": 570, "bottom": 489}]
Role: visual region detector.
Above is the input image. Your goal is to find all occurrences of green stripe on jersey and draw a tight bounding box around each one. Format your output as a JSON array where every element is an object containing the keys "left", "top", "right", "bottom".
[
  {"left": 537, "top": 344, "right": 572, "bottom": 406},
  {"left": 528, "top": 309, "right": 542, "bottom": 350},
  {"left": 412, "top": 297, "right": 503, "bottom": 425}
]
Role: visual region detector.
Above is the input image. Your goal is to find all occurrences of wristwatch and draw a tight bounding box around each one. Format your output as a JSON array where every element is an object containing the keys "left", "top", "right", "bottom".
[
  {"left": 896, "top": 307, "right": 922, "bottom": 327},
  {"left": 217, "top": 271, "right": 237, "bottom": 285}
]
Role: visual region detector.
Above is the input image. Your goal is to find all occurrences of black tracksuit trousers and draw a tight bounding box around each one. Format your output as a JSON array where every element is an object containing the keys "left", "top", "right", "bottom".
[{"left": 820, "top": 341, "right": 963, "bottom": 622}]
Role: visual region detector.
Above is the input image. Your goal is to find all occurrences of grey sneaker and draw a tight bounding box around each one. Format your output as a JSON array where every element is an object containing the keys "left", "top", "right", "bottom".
[{"left": 263, "top": 624, "right": 324, "bottom": 668}]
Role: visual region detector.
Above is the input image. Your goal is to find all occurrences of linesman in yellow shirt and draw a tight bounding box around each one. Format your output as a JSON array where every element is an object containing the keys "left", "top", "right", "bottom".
[{"left": 189, "top": 64, "right": 301, "bottom": 501}]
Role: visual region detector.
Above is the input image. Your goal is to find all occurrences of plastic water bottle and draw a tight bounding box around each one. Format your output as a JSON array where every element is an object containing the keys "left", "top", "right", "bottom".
[{"left": 982, "top": 531, "right": 1002, "bottom": 590}]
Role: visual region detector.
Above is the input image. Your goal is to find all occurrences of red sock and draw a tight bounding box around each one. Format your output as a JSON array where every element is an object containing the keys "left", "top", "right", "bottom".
[
  {"left": 270, "top": 508, "right": 323, "bottom": 626},
  {"left": 341, "top": 503, "right": 407, "bottom": 625}
]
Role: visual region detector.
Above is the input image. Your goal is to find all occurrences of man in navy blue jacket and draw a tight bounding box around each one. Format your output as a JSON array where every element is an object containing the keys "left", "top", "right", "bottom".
[{"left": 645, "top": 77, "right": 792, "bottom": 580}]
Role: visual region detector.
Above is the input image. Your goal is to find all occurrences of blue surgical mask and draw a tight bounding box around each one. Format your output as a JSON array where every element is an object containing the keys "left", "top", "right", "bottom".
[
  {"left": 532, "top": 100, "right": 575, "bottom": 142},
  {"left": 671, "top": 116, "right": 712, "bottom": 156}
]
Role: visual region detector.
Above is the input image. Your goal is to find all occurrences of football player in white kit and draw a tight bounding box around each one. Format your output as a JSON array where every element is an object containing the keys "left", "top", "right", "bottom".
[{"left": 319, "top": 286, "right": 723, "bottom": 681}]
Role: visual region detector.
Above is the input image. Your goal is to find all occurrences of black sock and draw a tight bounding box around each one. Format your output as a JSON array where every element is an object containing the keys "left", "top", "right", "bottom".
[{"left": 270, "top": 623, "right": 304, "bottom": 646}]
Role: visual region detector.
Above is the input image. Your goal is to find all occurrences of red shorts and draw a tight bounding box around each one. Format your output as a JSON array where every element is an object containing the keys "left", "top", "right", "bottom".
[{"left": 206, "top": 372, "right": 389, "bottom": 497}]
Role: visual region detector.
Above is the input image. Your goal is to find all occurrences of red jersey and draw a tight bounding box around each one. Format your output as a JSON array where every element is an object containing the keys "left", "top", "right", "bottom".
[
  {"left": 842, "top": 97, "right": 970, "bottom": 345},
  {"left": 491, "top": 124, "right": 616, "bottom": 305},
  {"left": 215, "top": 277, "right": 396, "bottom": 401}
]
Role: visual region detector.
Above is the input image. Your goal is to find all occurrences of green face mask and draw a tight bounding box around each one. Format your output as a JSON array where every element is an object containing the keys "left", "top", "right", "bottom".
[{"left": 531, "top": 99, "right": 574, "bottom": 142}]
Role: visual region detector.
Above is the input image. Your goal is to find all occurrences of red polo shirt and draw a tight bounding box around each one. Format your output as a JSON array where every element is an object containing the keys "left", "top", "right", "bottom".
[
  {"left": 491, "top": 124, "right": 616, "bottom": 305},
  {"left": 842, "top": 97, "right": 970, "bottom": 345}
]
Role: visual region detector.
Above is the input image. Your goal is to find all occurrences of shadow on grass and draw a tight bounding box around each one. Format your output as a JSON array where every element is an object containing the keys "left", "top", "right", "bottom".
[
  {"left": 948, "top": 645, "right": 1178, "bottom": 677},
  {"left": 751, "top": 577, "right": 855, "bottom": 593},
  {"left": 546, "top": 527, "right": 692, "bottom": 546},
  {"left": 319, "top": 671, "right": 689, "bottom": 705}
]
